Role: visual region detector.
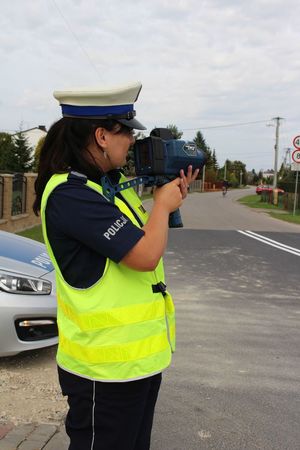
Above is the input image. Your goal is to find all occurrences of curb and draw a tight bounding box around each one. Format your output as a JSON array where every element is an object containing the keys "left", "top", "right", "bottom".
[{"left": 0, "top": 423, "right": 69, "bottom": 450}]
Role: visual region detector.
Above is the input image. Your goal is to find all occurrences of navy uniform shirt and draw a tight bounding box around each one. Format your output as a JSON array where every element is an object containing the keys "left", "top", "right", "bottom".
[{"left": 45, "top": 171, "right": 145, "bottom": 288}]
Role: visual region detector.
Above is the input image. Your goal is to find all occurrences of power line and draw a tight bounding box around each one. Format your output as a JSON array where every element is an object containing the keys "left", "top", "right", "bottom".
[
  {"left": 182, "top": 119, "right": 270, "bottom": 131},
  {"left": 52, "top": 0, "right": 101, "bottom": 79}
]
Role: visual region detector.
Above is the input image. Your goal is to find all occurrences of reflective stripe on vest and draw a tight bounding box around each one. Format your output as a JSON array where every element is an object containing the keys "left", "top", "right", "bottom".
[{"left": 41, "top": 173, "right": 176, "bottom": 381}]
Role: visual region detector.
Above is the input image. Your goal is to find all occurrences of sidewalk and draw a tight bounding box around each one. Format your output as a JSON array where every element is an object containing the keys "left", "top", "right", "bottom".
[{"left": 0, "top": 423, "right": 69, "bottom": 450}]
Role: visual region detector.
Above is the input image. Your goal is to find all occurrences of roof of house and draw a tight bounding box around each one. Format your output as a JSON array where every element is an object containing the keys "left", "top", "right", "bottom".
[{"left": 12, "top": 125, "right": 47, "bottom": 135}]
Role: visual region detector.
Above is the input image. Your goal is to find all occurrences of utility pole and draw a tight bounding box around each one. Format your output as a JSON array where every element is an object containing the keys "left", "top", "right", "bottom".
[{"left": 272, "top": 117, "right": 284, "bottom": 188}]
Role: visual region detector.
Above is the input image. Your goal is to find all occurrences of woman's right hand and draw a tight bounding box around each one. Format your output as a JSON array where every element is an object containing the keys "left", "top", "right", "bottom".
[
  {"left": 153, "top": 177, "right": 183, "bottom": 213},
  {"left": 121, "top": 178, "right": 183, "bottom": 272}
]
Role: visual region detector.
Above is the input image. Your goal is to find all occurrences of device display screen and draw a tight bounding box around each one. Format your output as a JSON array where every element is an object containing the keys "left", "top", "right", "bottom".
[{"left": 138, "top": 141, "right": 152, "bottom": 168}]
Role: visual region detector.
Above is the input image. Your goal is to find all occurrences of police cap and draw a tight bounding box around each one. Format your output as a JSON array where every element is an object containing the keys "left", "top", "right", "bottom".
[{"left": 53, "top": 81, "right": 146, "bottom": 130}]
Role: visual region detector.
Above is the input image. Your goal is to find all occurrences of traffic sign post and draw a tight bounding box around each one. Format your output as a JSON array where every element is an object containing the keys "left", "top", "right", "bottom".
[
  {"left": 292, "top": 139, "right": 300, "bottom": 215},
  {"left": 292, "top": 170, "right": 299, "bottom": 216}
]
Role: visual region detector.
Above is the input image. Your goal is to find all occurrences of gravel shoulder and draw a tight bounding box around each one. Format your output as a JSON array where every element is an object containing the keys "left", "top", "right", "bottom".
[{"left": 0, "top": 345, "right": 67, "bottom": 425}]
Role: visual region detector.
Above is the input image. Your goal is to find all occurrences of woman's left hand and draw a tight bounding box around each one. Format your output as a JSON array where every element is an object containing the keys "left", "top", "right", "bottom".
[{"left": 179, "top": 165, "right": 200, "bottom": 199}]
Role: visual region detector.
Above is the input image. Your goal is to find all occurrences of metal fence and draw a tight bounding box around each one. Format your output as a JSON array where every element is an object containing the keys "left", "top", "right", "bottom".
[
  {"left": 189, "top": 179, "right": 202, "bottom": 193},
  {"left": 262, "top": 191, "right": 299, "bottom": 212},
  {"left": 11, "top": 174, "right": 27, "bottom": 216},
  {"left": 281, "top": 192, "right": 299, "bottom": 211},
  {"left": 0, "top": 176, "right": 3, "bottom": 219}
]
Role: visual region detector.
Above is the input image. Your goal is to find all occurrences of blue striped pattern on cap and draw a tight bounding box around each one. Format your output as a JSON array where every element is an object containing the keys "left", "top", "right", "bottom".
[{"left": 61, "top": 103, "right": 134, "bottom": 117}]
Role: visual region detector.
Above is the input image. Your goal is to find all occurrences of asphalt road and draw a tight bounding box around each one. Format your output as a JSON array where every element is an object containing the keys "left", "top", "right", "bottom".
[{"left": 151, "top": 188, "right": 300, "bottom": 450}]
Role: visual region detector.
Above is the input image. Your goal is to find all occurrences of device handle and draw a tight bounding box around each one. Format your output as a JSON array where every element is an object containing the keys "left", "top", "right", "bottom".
[{"left": 169, "top": 209, "right": 183, "bottom": 228}]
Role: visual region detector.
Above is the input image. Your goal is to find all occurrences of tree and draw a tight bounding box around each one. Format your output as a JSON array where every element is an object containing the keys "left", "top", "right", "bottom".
[
  {"left": 211, "top": 149, "right": 219, "bottom": 171},
  {"left": 278, "top": 162, "right": 289, "bottom": 181},
  {"left": 228, "top": 172, "right": 239, "bottom": 187},
  {"left": 231, "top": 160, "right": 246, "bottom": 184},
  {"left": 166, "top": 124, "right": 183, "bottom": 139},
  {"left": 251, "top": 168, "right": 259, "bottom": 184},
  {"left": 278, "top": 168, "right": 298, "bottom": 193},
  {"left": 33, "top": 136, "right": 46, "bottom": 172},
  {"left": 8, "top": 131, "right": 34, "bottom": 172},
  {"left": 123, "top": 131, "right": 146, "bottom": 176},
  {"left": 205, "top": 167, "right": 218, "bottom": 183},
  {"left": 247, "top": 169, "right": 259, "bottom": 185},
  {"left": 193, "top": 131, "right": 213, "bottom": 168},
  {"left": 193, "top": 130, "right": 207, "bottom": 151},
  {"left": 220, "top": 159, "right": 247, "bottom": 186},
  {"left": 0, "top": 133, "right": 16, "bottom": 171}
]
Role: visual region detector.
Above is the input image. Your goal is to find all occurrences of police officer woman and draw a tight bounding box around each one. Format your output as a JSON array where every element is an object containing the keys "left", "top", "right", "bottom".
[{"left": 33, "top": 82, "right": 199, "bottom": 450}]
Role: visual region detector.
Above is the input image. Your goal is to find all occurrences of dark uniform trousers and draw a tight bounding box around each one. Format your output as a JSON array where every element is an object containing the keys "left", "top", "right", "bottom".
[{"left": 58, "top": 367, "right": 162, "bottom": 450}]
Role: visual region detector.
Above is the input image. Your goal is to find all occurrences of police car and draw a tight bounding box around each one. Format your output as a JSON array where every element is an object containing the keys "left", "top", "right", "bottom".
[{"left": 0, "top": 230, "right": 58, "bottom": 357}]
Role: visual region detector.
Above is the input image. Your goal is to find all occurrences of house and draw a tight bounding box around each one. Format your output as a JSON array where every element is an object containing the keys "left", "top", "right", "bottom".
[
  {"left": 12, "top": 126, "right": 47, "bottom": 157},
  {"left": 262, "top": 169, "right": 274, "bottom": 179}
]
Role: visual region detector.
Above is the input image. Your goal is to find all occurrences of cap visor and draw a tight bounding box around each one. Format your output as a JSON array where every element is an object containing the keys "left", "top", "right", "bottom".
[{"left": 117, "top": 117, "right": 147, "bottom": 130}]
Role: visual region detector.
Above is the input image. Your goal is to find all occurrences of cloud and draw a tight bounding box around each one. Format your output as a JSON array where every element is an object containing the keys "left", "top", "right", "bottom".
[{"left": 0, "top": 0, "right": 299, "bottom": 170}]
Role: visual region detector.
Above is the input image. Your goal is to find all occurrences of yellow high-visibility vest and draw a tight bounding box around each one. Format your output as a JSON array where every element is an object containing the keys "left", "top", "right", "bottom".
[{"left": 41, "top": 172, "right": 175, "bottom": 381}]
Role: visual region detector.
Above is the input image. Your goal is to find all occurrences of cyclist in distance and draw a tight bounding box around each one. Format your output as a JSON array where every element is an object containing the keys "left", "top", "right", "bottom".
[{"left": 222, "top": 179, "right": 229, "bottom": 196}]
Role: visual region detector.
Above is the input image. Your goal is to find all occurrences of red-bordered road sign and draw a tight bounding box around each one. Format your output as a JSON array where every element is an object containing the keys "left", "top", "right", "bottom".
[
  {"left": 292, "top": 149, "right": 300, "bottom": 163},
  {"left": 293, "top": 135, "right": 300, "bottom": 149}
]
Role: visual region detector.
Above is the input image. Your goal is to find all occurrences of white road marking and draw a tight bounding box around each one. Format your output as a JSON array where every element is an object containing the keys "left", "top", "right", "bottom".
[{"left": 237, "top": 230, "right": 300, "bottom": 256}]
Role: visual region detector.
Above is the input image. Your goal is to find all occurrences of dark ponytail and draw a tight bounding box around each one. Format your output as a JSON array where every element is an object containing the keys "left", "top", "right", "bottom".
[{"left": 33, "top": 117, "right": 118, "bottom": 215}]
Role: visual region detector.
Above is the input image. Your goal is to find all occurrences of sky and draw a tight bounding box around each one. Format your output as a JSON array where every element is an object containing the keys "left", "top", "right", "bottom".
[{"left": 1, "top": 0, "right": 300, "bottom": 172}]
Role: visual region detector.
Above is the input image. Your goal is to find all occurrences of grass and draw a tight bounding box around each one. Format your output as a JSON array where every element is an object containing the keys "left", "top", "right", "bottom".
[
  {"left": 17, "top": 225, "right": 44, "bottom": 243},
  {"left": 141, "top": 193, "right": 153, "bottom": 201},
  {"left": 238, "top": 194, "right": 300, "bottom": 225},
  {"left": 237, "top": 194, "right": 280, "bottom": 210},
  {"left": 269, "top": 211, "right": 300, "bottom": 224}
]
